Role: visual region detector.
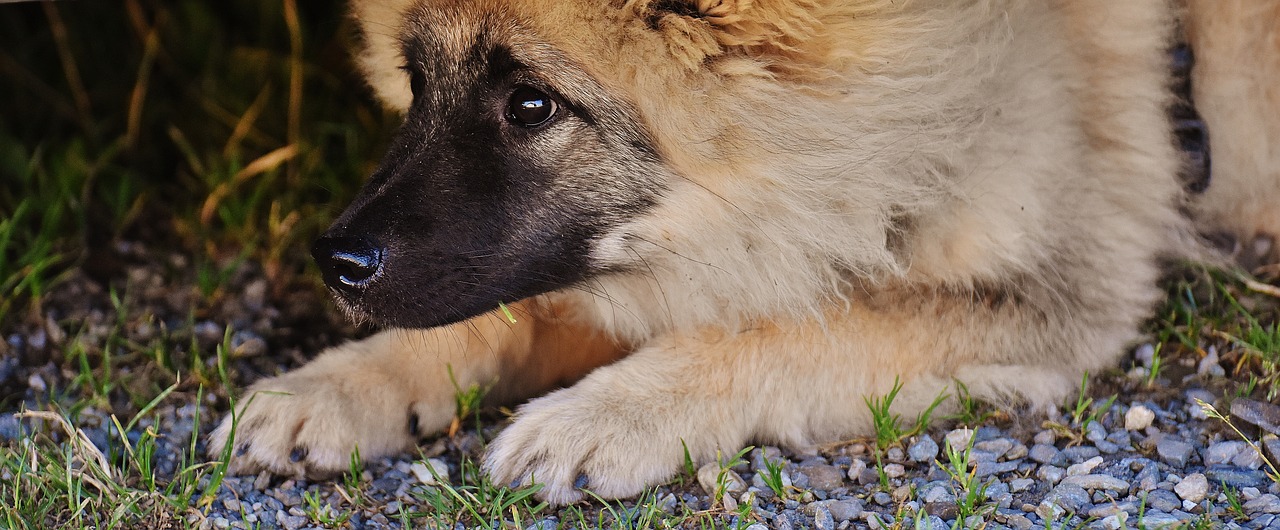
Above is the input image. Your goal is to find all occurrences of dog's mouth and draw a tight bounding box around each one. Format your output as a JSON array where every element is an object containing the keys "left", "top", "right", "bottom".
[{"left": 309, "top": 226, "right": 595, "bottom": 329}]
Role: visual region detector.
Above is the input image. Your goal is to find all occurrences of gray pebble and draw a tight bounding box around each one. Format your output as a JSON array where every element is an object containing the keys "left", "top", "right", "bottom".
[
  {"left": 1005, "top": 446, "right": 1029, "bottom": 464},
  {"left": 1098, "top": 513, "right": 1126, "bottom": 530},
  {"left": 1205, "top": 441, "right": 1247, "bottom": 465},
  {"left": 1173, "top": 473, "right": 1208, "bottom": 502},
  {"left": 1033, "top": 430, "right": 1057, "bottom": 446},
  {"left": 1233, "top": 446, "right": 1265, "bottom": 470},
  {"left": 922, "top": 485, "right": 954, "bottom": 504},
  {"left": 846, "top": 459, "right": 867, "bottom": 483},
  {"left": 1041, "top": 483, "right": 1090, "bottom": 513},
  {"left": 818, "top": 499, "right": 863, "bottom": 522},
  {"left": 526, "top": 519, "right": 558, "bottom": 530},
  {"left": 1205, "top": 465, "right": 1271, "bottom": 489},
  {"left": 1002, "top": 513, "right": 1033, "bottom": 530},
  {"left": 882, "top": 463, "right": 905, "bottom": 479},
  {"left": 1095, "top": 439, "right": 1120, "bottom": 454},
  {"left": 908, "top": 436, "right": 939, "bottom": 463},
  {"left": 1009, "top": 478, "right": 1034, "bottom": 493},
  {"left": 1060, "top": 474, "right": 1129, "bottom": 493},
  {"left": 975, "top": 438, "right": 1014, "bottom": 457},
  {"left": 1029, "top": 444, "right": 1061, "bottom": 465},
  {"left": 1060, "top": 445, "right": 1100, "bottom": 464},
  {"left": 1066, "top": 456, "right": 1103, "bottom": 476},
  {"left": 1137, "top": 512, "right": 1181, "bottom": 527},
  {"left": 1144, "top": 489, "right": 1181, "bottom": 512},
  {"left": 1134, "top": 343, "right": 1156, "bottom": 366},
  {"left": 945, "top": 429, "right": 973, "bottom": 452},
  {"left": 278, "top": 512, "right": 306, "bottom": 530},
  {"left": 1037, "top": 465, "right": 1065, "bottom": 484},
  {"left": 812, "top": 505, "right": 835, "bottom": 530},
  {"left": 798, "top": 464, "right": 845, "bottom": 491},
  {"left": 974, "top": 460, "right": 1020, "bottom": 477},
  {"left": 1156, "top": 437, "right": 1194, "bottom": 467},
  {"left": 1245, "top": 494, "right": 1280, "bottom": 514},
  {"left": 1084, "top": 422, "right": 1107, "bottom": 444}
]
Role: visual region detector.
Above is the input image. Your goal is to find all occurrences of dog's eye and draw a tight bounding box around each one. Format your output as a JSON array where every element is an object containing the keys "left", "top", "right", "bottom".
[
  {"left": 400, "top": 64, "right": 425, "bottom": 99},
  {"left": 506, "top": 86, "right": 558, "bottom": 128}
]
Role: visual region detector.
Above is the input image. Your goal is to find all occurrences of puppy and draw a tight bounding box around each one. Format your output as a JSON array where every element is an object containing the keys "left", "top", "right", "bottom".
[{"left": 212, "top": 0, "right": 1280, "bottom": 504}]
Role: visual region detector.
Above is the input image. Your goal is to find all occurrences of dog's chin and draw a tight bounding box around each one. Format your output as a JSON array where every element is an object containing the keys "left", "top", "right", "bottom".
[{"left": 328, "top": 289, "right": 511, "bottom": 330}]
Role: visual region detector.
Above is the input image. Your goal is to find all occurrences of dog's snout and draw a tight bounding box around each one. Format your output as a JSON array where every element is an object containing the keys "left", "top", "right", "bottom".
[{"left": 312, "top": 236, "right": 384, "bottom": 293}]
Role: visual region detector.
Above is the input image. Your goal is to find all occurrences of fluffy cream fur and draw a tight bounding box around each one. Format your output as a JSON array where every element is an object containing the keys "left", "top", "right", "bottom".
[{"left": 211, "top": 0, "right": 1280, "bottom": 504}]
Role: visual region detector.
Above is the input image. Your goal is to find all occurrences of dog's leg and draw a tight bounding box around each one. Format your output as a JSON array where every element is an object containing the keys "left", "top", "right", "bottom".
[
  {"left": 483, "top": 294, "right": 1100, "bottom": 504},
  {"left": 1186, "top": 0, "right": 1280, "bottom": 270},
  {"left": 209, "top": 298, "right": 624, "bottom": 476}
]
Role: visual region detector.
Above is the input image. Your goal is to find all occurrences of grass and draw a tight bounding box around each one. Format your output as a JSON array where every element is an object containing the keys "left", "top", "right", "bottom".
[
  {"left": 938, "top": 433, "right": 994, "bottom": 529},
  {"left": 1, "top": 0, "right": 1279, "bottom": 528},
  {"left": 864, "top": 377, "right": 949, "bottom": 452}
]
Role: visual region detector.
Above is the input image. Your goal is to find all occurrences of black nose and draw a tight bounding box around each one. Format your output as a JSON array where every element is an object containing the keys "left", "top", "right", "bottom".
[{"left": 311, "top": 236, "right": 384, "bottom": 294}]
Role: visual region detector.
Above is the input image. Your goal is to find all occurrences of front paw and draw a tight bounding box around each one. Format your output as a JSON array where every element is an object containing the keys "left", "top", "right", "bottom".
[
  {"left": 482, "top": 384, "right": 706, "bottom": 505},
  {"left": 209, "top": 370, "right": 420, "bottom": 477}
]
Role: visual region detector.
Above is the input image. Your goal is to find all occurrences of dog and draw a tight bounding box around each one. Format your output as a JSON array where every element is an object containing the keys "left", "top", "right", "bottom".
[{"left": 211, "top": 0, "right": 1280, "bottom": 504}]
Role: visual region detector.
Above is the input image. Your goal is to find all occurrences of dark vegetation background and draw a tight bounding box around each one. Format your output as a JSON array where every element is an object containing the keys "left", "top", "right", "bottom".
[{"left": 1, "top": 0, "right": 394, "bottom": 325}]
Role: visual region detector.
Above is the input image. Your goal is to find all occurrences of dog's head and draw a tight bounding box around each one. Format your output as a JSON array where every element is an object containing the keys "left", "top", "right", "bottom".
[{"left": 321, "top": 0, "right": 862, "bottom": 328}]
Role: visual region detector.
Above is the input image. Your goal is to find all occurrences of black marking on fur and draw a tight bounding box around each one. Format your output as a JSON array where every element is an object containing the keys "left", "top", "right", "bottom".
[
  {"left": 1169, "top": 44, "right": 1211, "bottom": 194},
  {"left": 408, "top": 410, "right": 421, "bottom": 437},
  {"left": 646, "top": 0, "right": 704, "bottom": 29},
  {"left": 290, "top": 447, "right": 307, "bottom": 463},
  {"left": 573, "top": 473, "right": 590, "bottom": 489},
  {"left": 235, "top": 444, "right": 250, "bottom": 457}
]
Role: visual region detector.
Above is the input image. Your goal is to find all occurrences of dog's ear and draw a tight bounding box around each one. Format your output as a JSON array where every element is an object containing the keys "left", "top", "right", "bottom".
[{"left": 630, "top": 0, "right": 821, "bottom": 69}]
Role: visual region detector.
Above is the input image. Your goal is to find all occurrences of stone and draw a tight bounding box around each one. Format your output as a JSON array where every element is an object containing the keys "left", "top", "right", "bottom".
[
  {"left": 1137, "top": 513, "right": 1180, "bottom": 527},
  {"left": 1041, "top": 483, "right": 1090, "bottom": 514},
  {"left": 1029, "top": 444, "right": 1061, "bottom": 465},
  {"left": 847, "top": 458, "right": 866, "bottom": 481},
  {"left": 1204, "top": 441, "right": 1247, "bottom": 466},
  {"left": 945, "top": 429, "right": 973, "bottom": 452},
  {"left": 1037, "top": 465, "right": 1065, "bottom": 484},
  {"left": 812, "top": 505, "right": 835, "bottom": 530},
  {"left": 525, "top": 519, "right": 558, "bottom": 530},
  {"left": 1233, "top": 447, "right": 1264, "bottom": 470},
  {"left": 974, "top": 460, "right": 1020, "bottom": 477},
  {"left": 1156, "top": 438, "right": 1194, "bottom": 467},
  {"left": 1099, "top": 513, "right": 1126, "bottom": 530},
  {"left": 820, "top": 499, "right": 863, "bottom": 522},
  {"left": 1084, "top": 422, "right": 1107, "bottom": 444},
  {"left": 1125, "top": 405, "right": 1155, "bottom": 431},
  {"left": 975, "top": 438, "right": 1014, "bottom": 458},
  {"left": 1232, "top": 399, "right": 1280, "bottom": 436},
  {"left": 882, "top": 463, "right": 905, "bottom": 479},
  {"left": 1204, "top": 465, "right": 1270, "bottom": 489},
  {"left": 797, "top": 464, "right": 845, "bottom": 491},
  {"left": 411, "top": 459, "right": 449, "bottom": 486},
  {"left": 1066, "top": 456, "right": 1103, "bottom": 476},
  {"left": 1059, "top": 474, "right": 1130, "bottom": 493},
  {"left": 1144, "top": 489, "right": 1181, "bottom": 513},
  {"left": 698, "top": 463, "right": 747, "bottom": 496},
  {"left": 908, "top": 436, "right": 939, "bottom": 463},
  {"left": 1033, "top": 430, "right": 1057, "bottom": 446},
  {"left": 1009, "top": 478, "right": 1034, "bottom": 493},
  {"left": 1173, "top": 473, "right": 1208, "bottom": 503},
  {"left": 1060, "top": 445, "right": 1100, "bottom": 463},
  {"left": 1134, "top": 344, "right": 1156, "bottom": 367},
  {"left": 1197, "top": 346, "right": 1225, "bottom": 377},
  {"left": 1244, "top": 493, "right": 1280, "bottom": 514}
]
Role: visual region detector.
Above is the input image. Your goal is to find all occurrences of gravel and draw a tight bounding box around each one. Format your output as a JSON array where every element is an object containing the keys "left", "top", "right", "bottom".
[{"left": 2, "top": 249, "right": 1279, "bottom": 528}]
